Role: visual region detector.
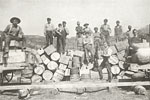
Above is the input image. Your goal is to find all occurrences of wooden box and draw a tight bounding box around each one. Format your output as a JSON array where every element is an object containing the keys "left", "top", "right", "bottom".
[
  {"left": 59, "top": 55, "right": 70, "bottom": 65},
  {"left": 74, "top": 50, "right": 84, "bottom": 57},
  {"left": 59, "top": 64, "right": 67, "bottom": 71},
  {"left": 40, "top": 55, "right": 50, "bottom": 65},
  {"left": 44, "top": 45, "right": 56, "bottom": 55},
  {"left": 7, "top": 50, "right": 26, "bottom": 63}
]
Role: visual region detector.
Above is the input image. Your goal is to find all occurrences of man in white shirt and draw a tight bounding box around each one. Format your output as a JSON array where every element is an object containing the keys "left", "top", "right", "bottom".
[
  {"left": 100, "top": 19, "right": 111, "bottom": 44},
  {"left": 44, "top": 18, "right": 55, "bottom": 46},
  {"left": 98, "top": 42, "right": 112, "bottom": 82}
]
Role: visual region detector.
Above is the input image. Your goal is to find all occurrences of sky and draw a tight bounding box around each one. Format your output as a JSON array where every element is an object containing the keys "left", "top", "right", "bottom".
[{"left": 0, "top": 0, "right": 150, "bottom": 37}]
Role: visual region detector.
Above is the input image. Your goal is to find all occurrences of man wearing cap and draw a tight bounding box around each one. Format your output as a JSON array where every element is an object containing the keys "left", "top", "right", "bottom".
[
  {"left": 114, "top": 20, "right": 123, "bottom": 42},
  {"left": 60, "top": 21, "right": 69, "bottom": 54},
  {"left": 100, "top": 19, "right": 111, "bottom": 44},
  {"left": 75, "top": 21, "right": 83, "bottom": 38},
  {"left": 3, "top": 17, "right": 26, "bottom": 55},
  {"left": 44, "top": 18, "right": 55, "bottom": 46}
]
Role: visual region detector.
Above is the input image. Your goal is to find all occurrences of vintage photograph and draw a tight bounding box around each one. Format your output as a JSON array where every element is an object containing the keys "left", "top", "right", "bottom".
[{"left": 0, "top": 0, "right": 150, "bottom": 100}]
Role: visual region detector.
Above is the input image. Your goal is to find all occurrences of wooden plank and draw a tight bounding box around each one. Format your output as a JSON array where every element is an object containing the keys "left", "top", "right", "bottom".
[
  {"left": 2, "top": 67, "right": 24, "bottom": 71},
  {"left": 1, "top": 81, "right": 150, "bottom": 90}
]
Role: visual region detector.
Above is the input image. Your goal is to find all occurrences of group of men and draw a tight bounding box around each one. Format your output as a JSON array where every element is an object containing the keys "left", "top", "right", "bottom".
[
  {"left": 44, "top": 18, "right": 69, "bottom": 54},
  {"left": 1, "top": 17, "right": 142, "bottom": 82},
  {"left": 75, "top": 19, "right": 142, "bottom": 82}
]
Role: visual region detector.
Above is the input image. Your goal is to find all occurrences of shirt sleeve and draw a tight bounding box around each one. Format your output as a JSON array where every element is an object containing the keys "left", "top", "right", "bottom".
[{"left": 3, "top": 25, "right": 10, "bottom": 34}]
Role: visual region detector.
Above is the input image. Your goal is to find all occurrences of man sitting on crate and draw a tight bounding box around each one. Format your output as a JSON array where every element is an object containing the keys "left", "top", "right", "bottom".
[{"left": 3, "top": 17, "right": 26, "bottom": 58}]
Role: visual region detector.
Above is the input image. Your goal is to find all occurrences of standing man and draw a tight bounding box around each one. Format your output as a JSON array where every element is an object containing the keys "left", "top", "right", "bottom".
[
  {"left": 114, "top": 20, "right": 123, "bottom": 42},
  {"left": 75, "top": 21, "right": 83, "bottom": 38},
  {"left": 126, "top": 25, "right": 133, "bottom": 45},
  {"left": 3, "top": 17, "right": 26, "bottom": 65},
  {"left": 100, "top": 19, "right": 111, "bottom": 44},
  {"left": 44, "top": 18, "right": 55, "bottom": 46},
  {"left": 98, "top": 42, "right": 112, "bottom": 82},
  {"left": 61, "top": 21, "right": 69, "bottom": 54}
]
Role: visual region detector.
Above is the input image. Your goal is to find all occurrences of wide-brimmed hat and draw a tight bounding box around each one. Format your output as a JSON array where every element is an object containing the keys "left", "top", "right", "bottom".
[
  {"left": 84, "top": 23, "right": 89, "bottom": 26},
  {"left": 10, "top": 17, "right": 21, "bottom": 24}
]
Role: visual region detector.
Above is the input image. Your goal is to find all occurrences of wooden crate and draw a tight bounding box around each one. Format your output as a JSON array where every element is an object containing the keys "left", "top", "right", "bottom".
[
  {"left": 44, "top": 45, "right": 56, "bottom": 55},
  {"left": 7, "top": 50, "right": 26, "bottom": 63},
  {"left": 59, "top": 55, "right": 70, "bottom": 65}
]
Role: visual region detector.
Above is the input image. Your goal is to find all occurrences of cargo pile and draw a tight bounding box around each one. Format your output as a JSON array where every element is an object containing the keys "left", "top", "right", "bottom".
[{"left": 4, "top": 39, "right": 150, "bottom": 84}]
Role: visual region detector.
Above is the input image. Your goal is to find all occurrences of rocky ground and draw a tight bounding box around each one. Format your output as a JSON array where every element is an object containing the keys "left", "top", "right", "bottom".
[{"left": 0, "top": 87, "right": 150, "bottom": 100}]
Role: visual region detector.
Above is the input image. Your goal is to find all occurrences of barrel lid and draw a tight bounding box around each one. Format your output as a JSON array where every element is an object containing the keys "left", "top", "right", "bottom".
[
  {"left": 108, "top": 55, "right": 119, "bottom": 65},
  {"left": 51, "top": 52, "right": 60, "bottom": 61},
  {"left": 111, "top": 65, "right": 120, "bottom": 75},
  {"left": 47, "top": 61, "right": 58, "bottom": 71}
]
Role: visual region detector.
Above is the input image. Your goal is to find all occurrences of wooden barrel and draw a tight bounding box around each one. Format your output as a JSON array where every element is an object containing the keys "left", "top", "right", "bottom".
[
  {"left": 108, "top": 55, "right": 119, "bottom": 65},
  {"left": 42, "top": 70, "right": 53, "bottom": 81},
  {"left": 118, "top": 61, "right": 125, "bottom": 69},
  {"left": 51, "top": 52, "right": 60, "bottom": 61},
  {"left": 47, "top": 61, "right": 58, "bottom": 71},
  {"left": 111, "top": 65, "right": 120, "bottom": 75},
  {"left": 31, "top": 75, "right": 42, "bottom": 83},
  {"left": 34, "top": 65, "right": 45, "bottom": 75},
  {"left": 52, "top": 69, "right": 65, "bottom": 82}
]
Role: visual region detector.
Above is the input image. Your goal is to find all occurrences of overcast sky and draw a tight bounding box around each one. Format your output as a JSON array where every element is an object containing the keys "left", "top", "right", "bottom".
[{"left": 0, "top": 0, "right": 150, "bottom": 37}]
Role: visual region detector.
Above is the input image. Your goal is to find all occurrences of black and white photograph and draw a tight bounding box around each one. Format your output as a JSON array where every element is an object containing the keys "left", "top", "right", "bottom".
[{"left": 0, "top": 0, "right": 150, "bottom": 100}]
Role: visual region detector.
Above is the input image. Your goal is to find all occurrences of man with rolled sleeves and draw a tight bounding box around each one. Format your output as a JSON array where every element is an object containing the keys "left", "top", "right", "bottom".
[
  {"left": 114, "top": 20, "right": 123, "bottom": 42},
  {"left": 98, "top": 42, "right": 112, "bottom": 82},
  {"left": 61, "top": 21, "right": 69, "bottom": 54},
  {"left": 100, "top": 19, "right": 111, "bottom": 44},
  {"left": 3, "top": 17, "right": 26, "bottom": 65},
  {"left": 44, "top": 18, "right": 55, "bottom": 46}
]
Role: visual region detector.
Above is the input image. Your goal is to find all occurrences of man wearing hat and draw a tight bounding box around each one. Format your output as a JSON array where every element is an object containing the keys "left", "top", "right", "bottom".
[
  {"left": 114, "top": 20, "right": 123, "bottom": 42},
  {"left": 100, "top": 19, "right": 111, "bottom": 44},
  {"left": 3, "top": 17, "right": 26, "bottom": 56},
  {"left": 44, "top": 18, "right": 55, "bottom": 46}
]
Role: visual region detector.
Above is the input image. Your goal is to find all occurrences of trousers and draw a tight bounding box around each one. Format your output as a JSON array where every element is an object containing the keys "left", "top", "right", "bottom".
[
  {"left": 98, "top": 56, "right": 112, "bottom": 82},
  {"left": 57, "top": 36, "right": 66, "bottom": 54},
  {"left": 45, "top": 31, "right": 53, "bottom": 46},
  {"left": 4, "top": 34, "right": 26, "bottom": 53}
]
